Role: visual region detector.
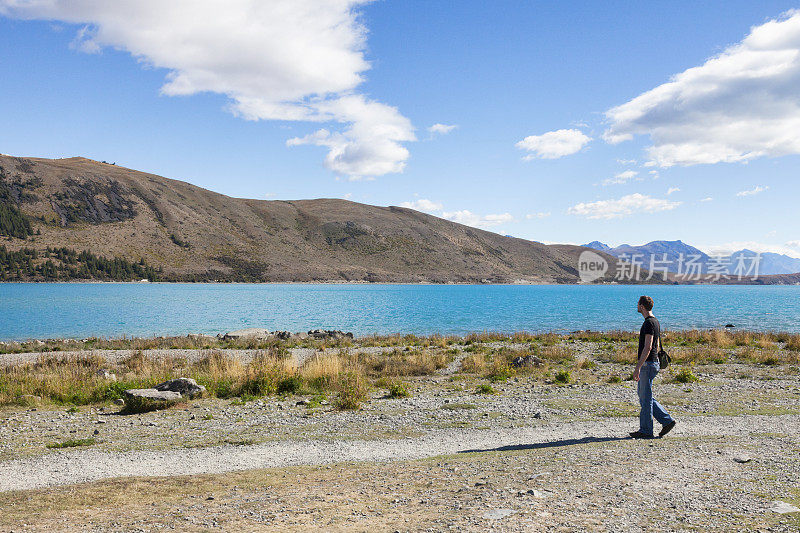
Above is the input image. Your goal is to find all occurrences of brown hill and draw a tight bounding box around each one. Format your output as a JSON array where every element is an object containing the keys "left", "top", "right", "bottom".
[{"left": 0, "top": 153, "right": 620, "bottom": 283}]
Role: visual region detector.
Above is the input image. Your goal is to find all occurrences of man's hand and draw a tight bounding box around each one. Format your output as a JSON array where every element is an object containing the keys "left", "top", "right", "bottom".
[{"left": 632, "top": 368, "right": 640, "bottom": 382}]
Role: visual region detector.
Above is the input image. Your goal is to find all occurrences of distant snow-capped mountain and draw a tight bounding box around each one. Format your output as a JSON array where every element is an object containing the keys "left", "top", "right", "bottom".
[{"left": 582, "top": 240, "right": 800, "bottom": 275}]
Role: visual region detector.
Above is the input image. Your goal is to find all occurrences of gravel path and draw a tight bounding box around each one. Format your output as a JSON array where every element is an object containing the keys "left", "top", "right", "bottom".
[{"left": 2, "top": 414, "right": 797, "bottom": 492}]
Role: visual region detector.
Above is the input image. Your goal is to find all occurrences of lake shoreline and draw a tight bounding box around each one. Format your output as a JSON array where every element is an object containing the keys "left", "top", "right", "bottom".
[{"left": 3, "top": 283, "right": 799, "bottom": 341}]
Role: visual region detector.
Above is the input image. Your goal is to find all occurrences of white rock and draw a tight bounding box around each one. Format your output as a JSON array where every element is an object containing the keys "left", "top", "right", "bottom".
[
  {"left": 123, "top": 389, "right": 182, "bottom": 402},
  {"left": 483, "top": 509, "right": 516, "bottom": 520},
  {"left": 222, "top": 328, "right": 273, "bottom": 341},
  {"left": 770, "top": 501, "right": 800, "bottom": 514},
  {"left": 96, "top": 369, "right": 117, "bottom": 381}
]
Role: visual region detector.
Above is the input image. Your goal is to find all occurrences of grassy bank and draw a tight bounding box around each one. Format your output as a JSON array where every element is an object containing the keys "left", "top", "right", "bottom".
[
  {"left": 0, "top": 346, "right": 453, "bottom": 410},
  {"left": 1, "top": 331, "right": 799, "bottom": 411},
  {"left": 4, "top": 328, "right": 800, "bottom": 354}
]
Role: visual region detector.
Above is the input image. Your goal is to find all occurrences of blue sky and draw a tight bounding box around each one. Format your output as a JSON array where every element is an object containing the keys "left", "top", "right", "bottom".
[{"left": 1, "top": 1, "right": 799, "bottom": 256}]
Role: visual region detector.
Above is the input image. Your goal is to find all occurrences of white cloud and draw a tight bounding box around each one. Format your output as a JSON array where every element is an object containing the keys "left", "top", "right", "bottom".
[
  {"left": 649, "top": 170, "right": 660, "bottom": 179},
  {"left": 516, "top": 129, "right": 591, "bottom": 160},
  {"left": 736, "top": 185, "right": 769, "bottom": 197},
  {"left": 441, "top": 210, "right": 514, "bottom": 229},
  {"left": 568, "top": 193, "right": 681, "bottom": 220},
  {"left": 343, "top": 193, "right": 353, "bottom": 200},
  {"left": 0, "top": 0, "right": 415, "bottom": 180},
  {"left": 786, "top": 240, "right": 800, "bottom": 248},
  {"left": 399, "top": 198, "right": 444, "bottom": 213},
  {"left": 616, "top": 159, "right": 637, "bottom": 165},
  {"left": 286, "top": 95, "right": 414, "bottom": 178},
  {"left": 399, "top": 200, "right": 514, "bottom": 229},
  {"left": 701, "top": 241, "right": 800, "bottom": 259},
  {"left": 428, "top": 123, "right": 458, "bottom": 136},
  {"left": 603, "top": 10, "right": 800, "bottom": 167},
  {"left": 700, "top": 197, "right": 714, "bottom": 202},
  {"left": 602, "top": 170, "right": 639, "bottom": 186},
  {"left": 539, "top": 239, "right": 580, "bottom": 246},
  {"left": 525, "top": 212, "right": 551, "bottom": 219},
  {"left": 666, "top": 187, "right": 680, "bottom": 195}
]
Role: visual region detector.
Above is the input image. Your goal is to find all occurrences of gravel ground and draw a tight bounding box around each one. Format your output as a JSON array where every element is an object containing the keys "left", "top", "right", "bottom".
[
  {"left": 1, "top": 343, "right": 799, "bottom": 531},
  {"left": 1, "top": 413, "right": 798, "bottom": 493}
]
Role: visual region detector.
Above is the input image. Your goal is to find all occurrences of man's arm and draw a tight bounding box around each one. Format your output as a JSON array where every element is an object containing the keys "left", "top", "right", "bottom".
[{"left": 633, "top": 334, "right": 653, "bottom": 382}]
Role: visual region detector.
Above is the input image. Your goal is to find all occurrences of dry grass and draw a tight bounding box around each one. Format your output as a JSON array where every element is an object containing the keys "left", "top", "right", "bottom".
[
  {"left": 4, "top": 330, "right": 800, "bottom": 410},
  {"left": 540, "top": 345, "right": 574, "bottom": 363},
  {"left": 0, "top": 353, "right": 166, "bottom": 407},
  {"left": 573, "top": 356, "right": 597, "bottom": 370},
  {"left": 738, "top": 347, "right": 800, "bottom": 366},
  {"left": 0, "top": 334, "right": 341, "bottom": 355},
  {"left": 603, "top": 345, "right": 637, "bottom": 364},
  {"left": 301, "top": 353, "right": 344, "bottom": 389},
  {"left": 460, "top": 353, "right": 487, "bottom": 373},
  {"left": 784, "top": 335, "right": 800, "bottom": 351},
  {"left": 0, "top": 349, "right": 296, "bottom": 408},
  {"left": 354, "top": 348, "right": 449, "bottom": 377},
  {"left": 669, "top": 346, "right": 726, "bottom": 365},
  {"left": 565, "top": 330, "right": 636, "bottom": 343},
  {"left": 7, "top": 330, "right": 800, "bottom": 356},
  {"left": 0, "top": 344, "right": 452, "bottom": 410}
]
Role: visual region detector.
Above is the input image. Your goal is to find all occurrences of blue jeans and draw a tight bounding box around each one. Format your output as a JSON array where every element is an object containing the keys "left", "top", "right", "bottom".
[{"left": 638, "top": 361, "right": 674, "bottom": 436}]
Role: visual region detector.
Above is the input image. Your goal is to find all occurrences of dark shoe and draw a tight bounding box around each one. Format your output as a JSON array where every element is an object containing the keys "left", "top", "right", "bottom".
[
  {"left": 629, "top": 431, "right": 654, "bottom": 439},
  {"left": 659, "top": 421, "right": 676, "bottom": 438}
]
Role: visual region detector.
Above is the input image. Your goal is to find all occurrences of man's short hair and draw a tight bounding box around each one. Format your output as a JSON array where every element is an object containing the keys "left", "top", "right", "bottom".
[{"left": 638, "top": 295, "right": 654, "bottom": 311}]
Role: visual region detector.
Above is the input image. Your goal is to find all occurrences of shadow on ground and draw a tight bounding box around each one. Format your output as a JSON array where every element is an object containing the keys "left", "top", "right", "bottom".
[{"left": 459, "top": 435, "right": 630, "bottom": 454}]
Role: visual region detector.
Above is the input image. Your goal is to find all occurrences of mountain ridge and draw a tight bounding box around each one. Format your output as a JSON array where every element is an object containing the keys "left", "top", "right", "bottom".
[{"left": 0, "top": 153, "right": 619, "bottom": 284}]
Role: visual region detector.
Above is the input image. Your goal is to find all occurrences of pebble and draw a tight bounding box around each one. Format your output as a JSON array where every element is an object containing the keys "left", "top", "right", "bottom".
[{"left": 483, "top": 509, "right": 516, "bottom": 520}]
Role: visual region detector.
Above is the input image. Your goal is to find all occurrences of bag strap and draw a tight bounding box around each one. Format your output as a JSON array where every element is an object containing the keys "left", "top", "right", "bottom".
[{"left": 656, "top": 326, "right": 665, "bottom": 354}]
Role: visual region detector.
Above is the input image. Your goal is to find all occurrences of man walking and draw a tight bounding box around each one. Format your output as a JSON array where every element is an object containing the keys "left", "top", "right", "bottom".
[{"left": 630, "top": 295, "right": 676, "bottom": 439}]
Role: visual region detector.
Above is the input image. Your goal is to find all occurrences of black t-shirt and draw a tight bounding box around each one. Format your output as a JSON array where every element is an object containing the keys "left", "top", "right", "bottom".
[{"left": 638, "top": 316, "right": 660, "bottom": 361}]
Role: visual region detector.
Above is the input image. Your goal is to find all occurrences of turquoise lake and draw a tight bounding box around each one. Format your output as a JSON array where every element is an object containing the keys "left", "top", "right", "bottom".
[{"left": 0, "top": 283, "right": 798, "bottom": 341}]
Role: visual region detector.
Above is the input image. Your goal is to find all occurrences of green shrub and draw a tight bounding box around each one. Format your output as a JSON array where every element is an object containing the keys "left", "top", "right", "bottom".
[
  {"left": 210, "top": 379, "right": 239, "bottom": 398},
  {"left": 488, "top": 364, "right": 514, "bottom": 382},
  {"left": 277, "top": 376, "right": 304, "bottom": 394},
  {"left": 673, "top": 367, "right": 699, "bottom": 383},
  {"left": 305, "top": 394, "right": 328, "bottom": 408},
  {"left": 387, "top": 381, "right": 410, "bottom": 398},
  {"left": 554, "top": 370, "right": 571, "bottom": 384},
  {"left": 238, "top": 372, "right": 285, "bottom": 397},
  {"left": 607, "top": 374, "right": 622, "bottom": 384},
  {"left": 46, "top": 438, "right": 97, "bottom": 449},
  {"left": 476, "top": 383, "right": 495, "bottom": 394},
  {"left": 305, "top": 376, "right": 330, "bottom": 392},
  {"left": 334, "top": 372, "right": 368, "bottom": 410}
]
